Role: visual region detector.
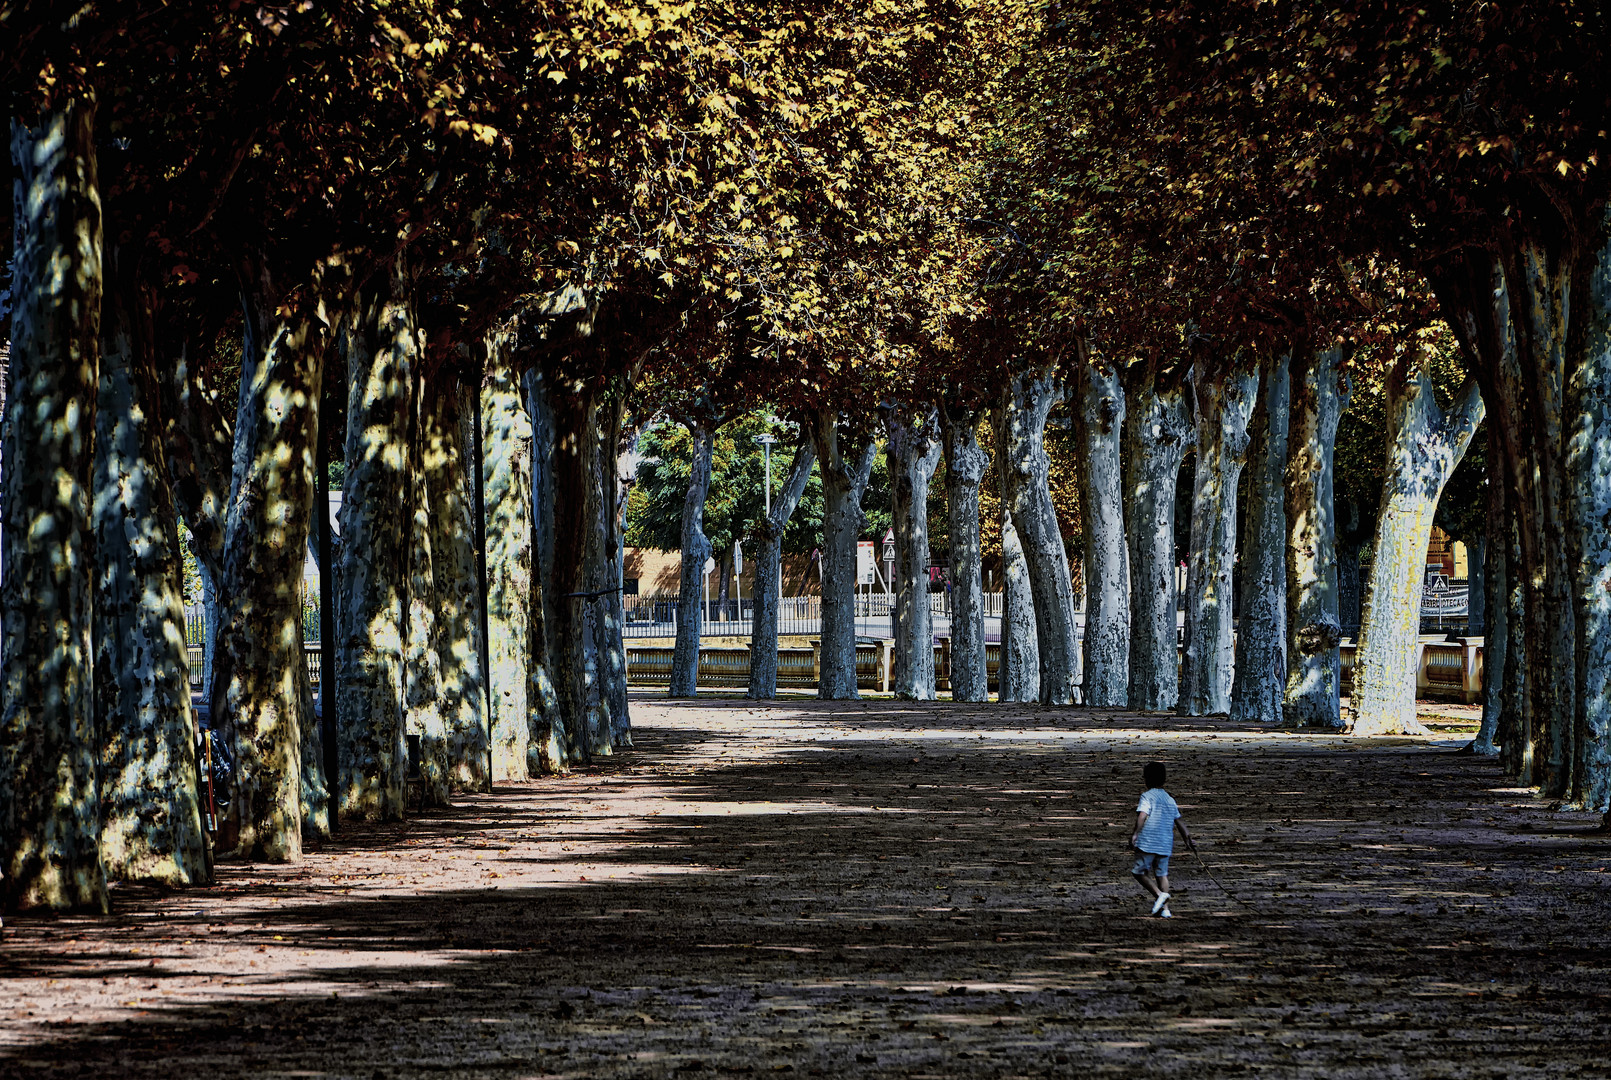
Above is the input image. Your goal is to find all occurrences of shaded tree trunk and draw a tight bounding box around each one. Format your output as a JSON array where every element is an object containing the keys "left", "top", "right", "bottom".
[
  {"left": 1472, "top": 424, "right": 1507, "bottom": 757},
  {"left": 1, "top": 99, "right": 110, "bottom": 912},
  {"left": 1351, "top": 366, "right": 1484, "bottom": 735},
  {"left": 1073, "top": 362, "right": 1129, "bottom": 706},
  {"left": 998, "top": 507, "right": 1041, "bottom": 703},
  {"left": 93, "top": 247, "right": 209, "bottom": 887},
  {"left": 995, "top": 370, "right": 1079, "bottom": 705},
  {"left": 211, "top": 258, "right": 327, "bottom": 862},
  {"left": 1569, "top": 218, "right": 1611, "bottom": 814},
  {"left": 941, "top": 406, "right": 990, "bottom": 703},
  {"left": 670, "top": 421, "right": 714, "bottom": 698},
  {"left": 886, "top": 407, "right": 943, "bottom": 700},
  {"left": 1283, "top": 347, "right": 1348, "bottom": 729},
  {"left": 1230, "top": 352, "right": 1290, "bottom": 725},
  {"left": 812, "top": 411, "right": 878, "bottom": 700},
  {"left": 748, "top": 439, "right": 816, "bottom": 699},
  {"left": 428, "top": 379, "right": 490, "bottom": 792},
  {"left": 1465, "top": 536, "right": 1487, "bottom": 636},
  {"left": 1121, "top": 369, "right": 1192, "bottom": 712},
  {"left": 334, "top": 266, "right": 413, "bottom": 820},
  {"left": 525, "top": 368, "right": 567, "bottom": 771},
  {"left": 599, "top": 390, "right": 633, "bottom": 747},
  {"left": 404, "top": 370, "right": 448, "bottom": 807},
  {"left": 1181, "top": 359, "right": 1258, "bottom": 716}
]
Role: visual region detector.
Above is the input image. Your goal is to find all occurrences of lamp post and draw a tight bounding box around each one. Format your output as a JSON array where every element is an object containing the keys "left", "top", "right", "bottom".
[{"left": 753, "top": 432, "right": 777, "bottom": 515}]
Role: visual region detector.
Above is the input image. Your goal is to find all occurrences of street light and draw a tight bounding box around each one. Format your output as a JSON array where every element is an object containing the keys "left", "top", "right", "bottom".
[{"left": 753, "top": 432, "right": 778, "bottom": 515}]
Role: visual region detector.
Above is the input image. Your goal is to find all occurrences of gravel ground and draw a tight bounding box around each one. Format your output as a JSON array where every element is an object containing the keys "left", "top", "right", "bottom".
[{"left": 3, "top": 695, "right": 1608, "bottom": 1079}]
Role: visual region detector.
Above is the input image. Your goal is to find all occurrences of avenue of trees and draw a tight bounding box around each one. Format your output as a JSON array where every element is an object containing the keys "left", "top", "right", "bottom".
[{"left": 1, "top": 1, "right": 1607, "bottom": 913}]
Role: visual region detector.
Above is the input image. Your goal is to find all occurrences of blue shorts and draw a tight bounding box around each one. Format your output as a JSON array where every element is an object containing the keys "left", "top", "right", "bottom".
[{"left": 1132, "top": 852, "right": 1170, "bottom": 878}]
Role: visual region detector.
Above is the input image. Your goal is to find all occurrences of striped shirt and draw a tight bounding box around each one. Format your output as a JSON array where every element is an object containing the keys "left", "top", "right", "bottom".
[{"left": 1136, "top": 788, "right": 1181, "bottom": 855}]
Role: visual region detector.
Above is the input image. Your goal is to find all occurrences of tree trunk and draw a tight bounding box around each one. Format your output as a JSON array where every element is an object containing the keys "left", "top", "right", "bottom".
[
  {"left": 998, "top": 507, "right": 1041, "bottom": 703},
  {"left": 1121, "top": 369, "right": 1192, "bottom": 712},
  {"left": 480, "top": 336, "right": 535, "bottom": 779},
  {"left": 1569, "top": 218, "right": 1611, "bottom": 814},
  {"left": 748, "top": 439, "right": 816, "bottom": 699},
  {"left": 404, "top": 371, "right": 448, "bottom": 807},
  {"left": 1230, "top": 352, "right": 1290, "bottom": 725},
  {"left": 543, "top": 376, "right": 610, "bottom": 762},
  {"left": 0, "top": 100, "right": 110, "bottom": 912},
  {"left": 1465, "top": 536, "right": 1487, "bottom": 636},
  {"left": 670, "top": 421, "right": 714, "bottom": 698},
  {"left": 93, "top": 248, "right": 209, "bottom": 887},
  {"left": 1472, "top": 424, "right": 1507, "bottom": 757},
  {"left": 1283, "top": 347, "right": 1348, "bottom": 729},
  {"left": 1180, "top": 359, "right": 1258, "bottom": 716},
  {"left": 598, "top": 389, "right": 632, "bottom": 747},
  {"left": 427, "top": 378, "right": 490, "bottom": 792},
  {"left": 995, "top": 371, "right": 1079, "bottom": 705},
  {"left": 1073, "top": 362, "right": 1129, "bottom": 707},
  {"left": 886, "top": 408, "right": 942, "bottom": 699},
  {"left": 941, "top": 407, "right": 990, "bottom": 703},
  {"left": 812, "top": 411, "right": 878, "bottom": 700},
  {"left": 1351, "top": 366, "right": 1484, "bottom": 735},
  {"left": 525, "top": 368, "right": 567, "bottom": 771},
  {"left": 212, "top": 261, "right": 326, "bottom": 862},
  {"left": 334, "top": 267, "right": 413, "bottom": 820}
]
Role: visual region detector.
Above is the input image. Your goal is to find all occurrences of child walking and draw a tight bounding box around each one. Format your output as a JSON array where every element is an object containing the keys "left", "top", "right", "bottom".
[{"left": 1130, "top": 761, "right": 1194, "bottom": 918}]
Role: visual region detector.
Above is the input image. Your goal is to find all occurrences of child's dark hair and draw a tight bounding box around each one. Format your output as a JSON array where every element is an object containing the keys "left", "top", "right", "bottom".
[{"left": 1143, "top": 761, "right": 1167, "bottom": 789}]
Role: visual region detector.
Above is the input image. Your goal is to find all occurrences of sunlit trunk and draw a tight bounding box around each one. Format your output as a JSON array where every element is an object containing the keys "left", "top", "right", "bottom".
[
  {"left": 1230, "top": 352, "right": 1289, "bottom": 725},
  {"left": 941, "top": 407, "right": 990, "bottom": 703},
  {"left": 748, "top": 439, "right": 816, "bottom": 698},
  {"left": 212, "top": 257, "right": 326, "bottom": 862},
  {"left": 995, "top": 370, "right": 1079, "bottom": 705},
  {"left": 1351, "top": 364, "right": 1483, "bottom": 735},
  {"left": 334, "top": 266, "right": 413, "bottom": 820},
  {"left": 1073, "top": 362, "right": 1129, "bottom": 706},
  {"left": 0, "top": 99, "right": 110, "bottom": 911},
  {"left": 93, "top": 246, "right": 208, "bottom": 886},
  {"left": 404, "top": 371, "right": 448, "bottom": 807},
  {"left": 1121, "top": 369, "right": 1191, "bottom": 712},
  {"left": 812, "top": 410, "right": 878, "bottom": 700},
  {"left": 1283, "top": 347, "right": 1347, "bottom": 729},
  {"left": 886, "top": 407, "right": 942, "bottom": 700},
  {"left": 1181, "top": 359, "right": 1257, "bottom": 716},
  {"left": 998, "top": 507, "right": 1041, "bottom": 703},
  {"left": 670, "top": 421, "right": 714, "bottom": 698}
]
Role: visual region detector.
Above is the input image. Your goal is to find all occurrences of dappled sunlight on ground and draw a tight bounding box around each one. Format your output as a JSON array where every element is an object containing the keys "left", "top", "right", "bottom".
[{"left": 3, "top": 695, "right": 1608, "bottom": 1077}]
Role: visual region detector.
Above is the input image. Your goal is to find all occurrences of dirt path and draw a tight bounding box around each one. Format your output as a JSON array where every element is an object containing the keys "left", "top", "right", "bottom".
[{"left": 4, "top": 696, "right": 1609, "bottom": 1078}]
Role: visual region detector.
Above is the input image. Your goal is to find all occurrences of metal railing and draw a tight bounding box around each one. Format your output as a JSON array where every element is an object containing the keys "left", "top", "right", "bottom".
[{"left": 622, "top": 592, "right": 1008, "bottom": 638}]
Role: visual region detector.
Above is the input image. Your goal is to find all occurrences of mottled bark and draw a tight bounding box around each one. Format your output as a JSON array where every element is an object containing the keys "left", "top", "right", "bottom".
[
  {"left": 995, "top": 371, "right": 1079, "bottom": 705},
  {"left": 524, "top": 368, "right": 566, "bottom": 772},
  {"left": 670, "top": 421, "right": 715, "bottom": 698},
  {"left": 0, "top": 100, "right": 110, "bottom": 912},
  {"left": 599, "top": 392, "right": 632, "bottom": 746},
  {"left": 748, "top": 439, "right": 816, "bottom": 699},
  {"left": 93, "top": 249, "right": 209, "bottom": 886},
  {"left": 211, "top": 260, "right": 326, "bottom": 862},
  {"left": 429, "top": 380, "right": 490, "bottom": 792},
  {"left": 334, "top": 266, "right": 413, "bottom": 820},
  {"left": 1073, "top": 362, "right": 1129, "bottom": 707},
  {"left": 1121, "top": 369, "right": 1192, "bottom": 712},
  {"left": 1230, "top": 353, "right": 1290, "bottom": 726},
  {"left": 404, "top": 372, "right": 448, "bottom": 807},
  {"left": 1472, "top": 424, "right": 1507, "bottom": 757},
  {"left": 941, "top": 407, "right": 990, "bottom": 703},
  {"left": 479, "top": 340, "right": 534, "bottom": 779},
  {"left": 1180, "top": 360, "right": 1258, "bottom": 716},
  {"left": 998, "top": 508, "right": 1041, "bottom": 703},
  {"left": 1351, "top": 366, "right": 1484, "bottom": 735},
  {"left": 1569, "top": 219, "right": 1611, "bottom": 813},
  {"left": 1283, "top": 347, "right": 1348, "bottom": 729},
  {"left": 886, "top": 408, "right": 942, "bottom": 700},
  {"left": 812, "top": 411, "right": 878, "bottom": 701},
  {"left": 1498, "top": 509, "right": 1530, "bottom": 779}
]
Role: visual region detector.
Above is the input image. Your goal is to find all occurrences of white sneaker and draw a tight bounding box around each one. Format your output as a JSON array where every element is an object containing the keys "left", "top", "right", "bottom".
[
  {"left": 1151, "top": 891, "right": 1171, "bottom": 915},
  {"left": 1158, "top": 906, "right": 1173, "bottom": 919}
]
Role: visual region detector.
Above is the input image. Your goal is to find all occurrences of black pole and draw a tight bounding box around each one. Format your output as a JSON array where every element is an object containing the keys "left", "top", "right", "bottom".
[
  {"left": 472, "top": 372, "right": 494, "bottom": 791},
  {"left": 318, "top": 372, "right": 339, "bottom": 832}
]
